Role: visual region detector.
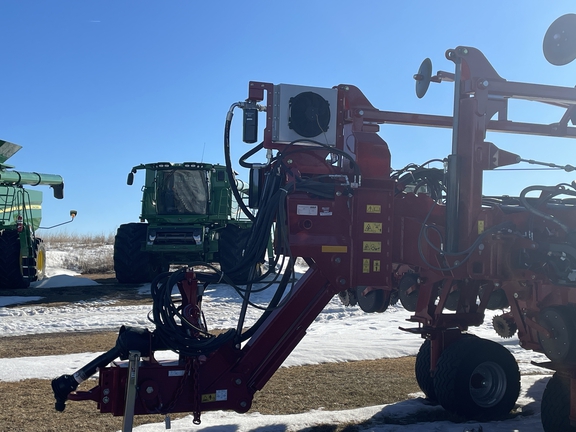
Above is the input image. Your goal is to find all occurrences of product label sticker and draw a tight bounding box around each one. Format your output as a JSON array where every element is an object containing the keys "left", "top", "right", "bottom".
[
  {"left": 363, "top": 241, "right": 382, "bottom": 253},
  {"left": 363, "top": 258, "right": 370, "bottom": 273},
  {"left": 366, "top": 205, "right": 381, "bottom": 214},
  {"left": 363, "top": 222, "right": 382, "bottom": 234},
  {"left": 297, "top": 204, "right": 318, "bottom": 216}
]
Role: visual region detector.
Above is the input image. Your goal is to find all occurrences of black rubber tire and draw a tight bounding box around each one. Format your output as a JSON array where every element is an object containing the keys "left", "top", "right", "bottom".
[
  {"left": 415, "top": 339, "right": 436, "bottom": 401},
  {"left": 541, "top": 372, "right": 576, "bottom": 432},
  {"left": 415, "top": 334, "right": 478, "bottom": 402},
  {"left": 0, "top": 229, "right": 27, "bottom": 289},
  {"left": 486, "top": 288, "right": 509, "bottom": 310},
  {"left": 114, "top": 223, "right": 161, "bottom": 283},
  {"left": 218, "top": 224, "right": 255, "bottom": 284},
  {"left": 443, "top": 289, "right": 460, "bottom": 311},
  {"left": 433, "top": 337, "right": 520, "bottom": 420}
]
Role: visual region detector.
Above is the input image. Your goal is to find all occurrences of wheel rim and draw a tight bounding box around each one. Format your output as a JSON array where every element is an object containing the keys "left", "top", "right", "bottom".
[
  {"left": 37, "top": 248, "right": 46, "bottom": 279},
  {"left": 469, "top": 361, "right": 507, "bottom": 407}
]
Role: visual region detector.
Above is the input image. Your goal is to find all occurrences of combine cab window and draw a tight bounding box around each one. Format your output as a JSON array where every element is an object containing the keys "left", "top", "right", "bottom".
[{"left": 157, "top": 170, "right": 208, "bottom": 215}]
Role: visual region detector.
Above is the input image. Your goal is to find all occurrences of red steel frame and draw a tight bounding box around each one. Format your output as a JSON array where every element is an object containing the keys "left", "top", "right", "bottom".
[{"left": 67, "top": 46, "right": 576, "bottom": 425}]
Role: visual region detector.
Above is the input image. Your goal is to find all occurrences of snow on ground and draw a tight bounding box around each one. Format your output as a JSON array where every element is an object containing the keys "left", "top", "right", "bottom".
[{"left": 0, "top": 250, "right": 553, "bottom": 431}]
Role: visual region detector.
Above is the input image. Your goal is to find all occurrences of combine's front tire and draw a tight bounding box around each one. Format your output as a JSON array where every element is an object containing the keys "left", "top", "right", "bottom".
[
  {"left": 114, "top": 223, "right": 162, "bottom": 283},
  {"left": 0, "top": 230, "right": 27, "bottom": 289},
  {"left": 541, "top": 372, "right": 576, "bottom": 432},
  {"left": 433, "top": 336, "right": 520, "bottom": 420}
]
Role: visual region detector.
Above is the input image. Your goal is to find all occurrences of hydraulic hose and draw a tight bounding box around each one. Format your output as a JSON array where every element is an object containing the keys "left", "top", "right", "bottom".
[{"left": 224, "top": 103, "right": 255, "bottom": 221}]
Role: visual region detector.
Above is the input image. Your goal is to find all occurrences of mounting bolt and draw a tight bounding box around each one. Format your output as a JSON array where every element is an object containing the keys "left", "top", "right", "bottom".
[
  {"left": 514, "top": 292, "right": 519, "bottom": 298},
  {"left": 287, "top": 159, "right": 293, "bottom": 164},
  {"left": 494, "top": 282, "right": 500, "bottom": 288},
  {"left": 339, "top": 278, "right": 347, "bottom": 285},
  {"left": 102, "top": 396, "right": 110, "bottom": 404},
  {"left": 103, "top": 388, "right": 110, "bottom": 396},
  {"left": 240, "top": 401, "right": 247, "bottom": 408},
  {"left": 235, "top": 378, "right": 242, "bottom": 385},
  {"left": 358, "top": 110, "right": 364, "bottom": 116},
  {"left": 478, "top": 79, "right": 489, "bottom": 89},
  {"left": 334, "top": 257, "right": 341, "bottom": 264},
  {"left": 146, "top": 386, "right": 154, "bottom": 394}
]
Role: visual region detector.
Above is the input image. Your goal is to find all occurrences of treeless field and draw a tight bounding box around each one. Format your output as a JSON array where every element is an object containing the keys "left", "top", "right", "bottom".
[
  {"left": 0, "top": 277, "right": 442, "bottom": 432},
  {"left": 0, "top": 332, "right": 427, "bottom": 432}
]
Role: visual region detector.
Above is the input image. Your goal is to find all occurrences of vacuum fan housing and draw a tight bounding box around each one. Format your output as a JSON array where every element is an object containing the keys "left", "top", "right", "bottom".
[{"left": 272, "top": 84, "right": 338, "bottom": 146}]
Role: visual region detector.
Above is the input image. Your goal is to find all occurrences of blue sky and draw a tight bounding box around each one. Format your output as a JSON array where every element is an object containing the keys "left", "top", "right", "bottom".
[{"left": 2, "top": 1, "right": 575, "bottom": 235}]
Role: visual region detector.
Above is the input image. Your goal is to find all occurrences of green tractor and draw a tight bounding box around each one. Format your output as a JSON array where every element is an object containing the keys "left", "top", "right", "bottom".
[
  {"left": 114, "top": 162, "right": 256, "bottom": 283},
  {"left": 0, "top": 140, "right": 74, "bottom": 289}
]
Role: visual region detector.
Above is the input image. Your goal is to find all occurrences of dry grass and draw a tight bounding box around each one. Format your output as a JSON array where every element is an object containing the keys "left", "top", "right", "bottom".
[
  {"left": 0, "top": 234, "right": 427, "bottom": 431},
  {"left": 0, "top": 329, "right": 421, "bottom": 432},
  {"left": 40, "top": 231, "right": 116, "bottom": 274},
  {"left": 39, "top": 231, "right": 116, "bottom": 246}
]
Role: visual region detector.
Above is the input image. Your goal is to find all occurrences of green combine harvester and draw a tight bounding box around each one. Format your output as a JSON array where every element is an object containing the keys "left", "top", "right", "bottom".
[
  {"left": 114, "top": 162, "right": 256, "bottom": 283},
  {"left": 0, "top": 140, "right": 74, "bottom": 289}
]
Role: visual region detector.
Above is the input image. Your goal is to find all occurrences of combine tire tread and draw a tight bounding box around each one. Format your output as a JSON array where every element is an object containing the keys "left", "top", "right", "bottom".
[
  {"left": 0, "top": 230, "right": 27, "bottom": 289},
  {"left": 114, "top": 223, "right": 159, "bottom": 283}
]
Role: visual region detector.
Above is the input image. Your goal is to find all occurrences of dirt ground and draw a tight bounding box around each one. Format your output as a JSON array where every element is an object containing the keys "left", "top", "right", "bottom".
[{"left": 0, "top": 274, "right": 433, "bottom": 432}]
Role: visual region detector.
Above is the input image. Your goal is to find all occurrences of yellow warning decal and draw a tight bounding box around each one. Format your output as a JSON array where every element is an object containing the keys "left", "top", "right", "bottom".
[
  {"left": 363, "top": 258, "right": 370, "bottom": 273},
  {"left": 322, "top": 245, "right": 348, "bottom": 253},
  {"left": 363, "top": 222, "right": 382, "bottom": 234},
  {"left": 363, "top": 241, "right": 381, "bottom": 253},
  {"left": 202, "top": 389, "right": 228, "bottom": 402},
  {"left": 373, "top": 260, "right": 381, "bottom": 272},
  {"left": 478, "top": 220, "right": 485, "bottom": 234},
  {"left": 202, "top": 393, "right": 217, "bottom": 403},
  {"left": 366, "top": 205, "right": 381, "bottom": 214}
]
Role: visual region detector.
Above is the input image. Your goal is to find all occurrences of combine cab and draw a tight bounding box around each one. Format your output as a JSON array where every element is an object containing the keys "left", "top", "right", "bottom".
[
  {"left": 114, "top": 162, "right": 255, "bottom": 284},
  {"left": 0, "top": 140, "right": 70, "bottom": 289}
]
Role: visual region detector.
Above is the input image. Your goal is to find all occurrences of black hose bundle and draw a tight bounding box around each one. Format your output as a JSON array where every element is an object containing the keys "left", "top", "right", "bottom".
[{"left": 149, "top": 269, "right": 236, "bottom": 356}]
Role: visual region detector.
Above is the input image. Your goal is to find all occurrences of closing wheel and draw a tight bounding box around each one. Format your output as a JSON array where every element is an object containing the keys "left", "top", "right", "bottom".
[
  {"left": 398, "top": 273, "right": 419, "bottom": 312},
  {"left": 415, "top": 339, "right": 436, "bottom": 401},
  {"left": 538, "top": 305, "right": 576, "bottom": 362},
  {"left": 433, "top": 337, "right": 520, "bottom": 419},
  {"left": 541, "top": 372, "right": 576, "bottom": 432},
  {"left": 356, "top": 286, "right": 390, "bottom": 313}
]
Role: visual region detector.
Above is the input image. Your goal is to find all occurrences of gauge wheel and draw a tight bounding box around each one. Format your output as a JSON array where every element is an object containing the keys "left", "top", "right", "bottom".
[
  {"left": 541, "top": 372, "right": 576, "bottom": 432},
  {"left": 415, "top": 339, "right": 437, "bottom": 402},
  {"left": 433, "top": 336, "right": 520, "bottom": 419}
]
